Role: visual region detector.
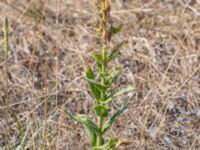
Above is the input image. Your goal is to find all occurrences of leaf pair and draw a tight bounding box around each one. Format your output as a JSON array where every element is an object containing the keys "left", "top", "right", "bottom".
[
  {"left": 105, "top": 66, "right": 122, "bottom": 86},
  {"left": 92, "top": 40, "right": 125, "bottom": 69},
  {"left": 65, "top": 95, "right": 133, "bottom": 148},
  {"left": 92, "top": 86, "right": 135, "bottom": 130},
  {"left": 65, "top": 112, "right": 100, "bottom": 147},
  {"left": 94, "top": 137, "right": 131, "bottom": 150},
  {"left": 92, "top": 52, "right": 104, "bottom": 65},
  {"left": 94, "top": 137, "right": 119, "bottom": 150},
  {"left": 102, "top": 86, "right": 135, "bottom": 108}
]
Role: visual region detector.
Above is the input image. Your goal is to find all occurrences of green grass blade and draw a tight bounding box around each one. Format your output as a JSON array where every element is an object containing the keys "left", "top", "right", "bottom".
[{"left": 3, "top": 18, "right": 9, "bottom": 55}]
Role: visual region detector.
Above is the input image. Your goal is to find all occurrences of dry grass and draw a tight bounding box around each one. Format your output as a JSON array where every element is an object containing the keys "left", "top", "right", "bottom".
[{"left": 0, "top": 0, "right": 200, "bottom": 149}]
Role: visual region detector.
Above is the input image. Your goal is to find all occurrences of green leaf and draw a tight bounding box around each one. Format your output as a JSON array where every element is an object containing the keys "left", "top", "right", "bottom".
[
  {"left": 111, "top": 85, "right": 135, "bottom": 98},
  {"left": 102, "top": 99, "right": 130, "bottom": 133},
  {"left": 86, "top": 67, "right": 101, "bottom": 101},
  {"left": 111, "top": 25, "right": 122, "bottom": 36},
  {"left": 89, "top": 83, "right": 101, "bottom": 101},
  {"left": 107, "top": 41, "right": 125, "bottom": 62},
  {"left": 106, "top": 66, "right": 122, "bottom": 86},
  {"left": 86, "top": 66, "right": 95, "bottom": 79},
  {"left": 66, "top": 113, "right": 100, "bottom": 134},
  {"left": 93, "top": 138, "right": 120, "bottom": 150},
  {"left": 94, "top": 105, "right": 108, "bottom": 117},
  {"left": 99, "top": 71, "right": 109, "bottom": 78},
  {"left": 84, "top": 125, "right": 97, "bottom": 147},
  {"left": 65, "top": 112, "right": 100, "bottom": 147},
  {"left": 86, "top": 78, "right": 107, "bottom": 91},
  {"left": 101, "top": 99, "right": 113, "bottom": 110},
  {"left": 96, "top": 62, "right": 102, "bottom": 69},
  {"left": 102, "top": 85, "right": 134, "bottom": 109},
  {"left": 94, "top": 138, "right": 132, "bottom": 150},
  {"left": 89, "top": 84, "right": 101, "bottom": 102},
  {"left": 92, "top": 51, "right": 104, "bottom": 64},
  {"left": 107, "top": 138, "right": 120, "bottom": 149}
]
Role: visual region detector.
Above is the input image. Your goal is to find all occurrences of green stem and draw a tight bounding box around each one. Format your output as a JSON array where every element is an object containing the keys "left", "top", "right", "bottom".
[
  {"left": 96, "top": 0, "right": 110, "bottom": 148},
  {"left": 97, "top": 46, "right": 106, "bottom": 146},
  {"left": 97, "top": 116, "right": 103, "bottom": 146},
  {"left": 3, "top": 17, "right": 9, "bottom": 148}
]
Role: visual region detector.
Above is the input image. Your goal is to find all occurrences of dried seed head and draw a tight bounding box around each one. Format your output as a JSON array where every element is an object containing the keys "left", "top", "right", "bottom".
[{"left": 105, "top": 0, "right": 111, "bottom": 12}]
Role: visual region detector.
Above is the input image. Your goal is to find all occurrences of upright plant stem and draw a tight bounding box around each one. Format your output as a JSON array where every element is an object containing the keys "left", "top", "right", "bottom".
[
  {"left": 97, "top": 0, "right": 110, "bottom": 147},
  {"left": 4, "top": 18, "right": 9, "bottom": 107},
  {"left": 3, "top": 17, "right": 9, "bottom": 148}
]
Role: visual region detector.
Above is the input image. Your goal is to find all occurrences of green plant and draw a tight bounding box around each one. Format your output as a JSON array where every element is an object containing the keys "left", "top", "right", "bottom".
[
  {"left": 3, "top": 17, "right": 28, "bottom": 150},
  {"left": 3, "top": 17, "right": 9, "bottom": 149},
  {"left": 66, "top": 0, "right": 135, "bottom": 149}
]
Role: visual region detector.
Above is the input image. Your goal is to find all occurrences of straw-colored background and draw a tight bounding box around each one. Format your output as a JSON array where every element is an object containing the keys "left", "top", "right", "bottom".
[{"left": 0, "top": 0, "right": 199, "bottom": 149}]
